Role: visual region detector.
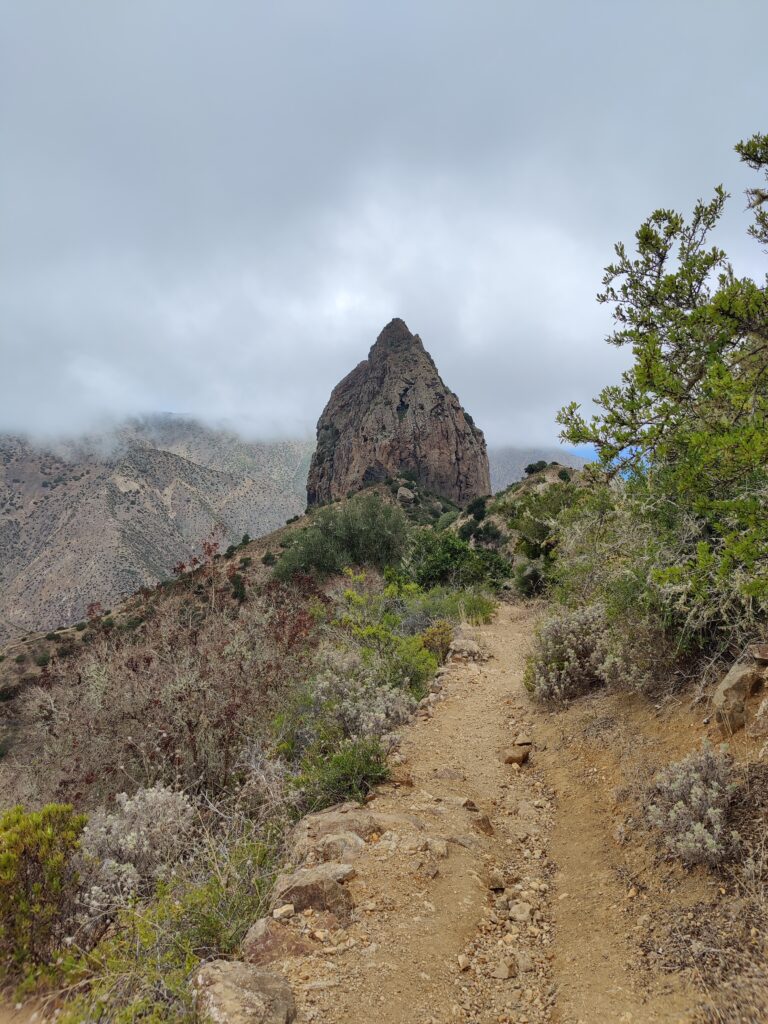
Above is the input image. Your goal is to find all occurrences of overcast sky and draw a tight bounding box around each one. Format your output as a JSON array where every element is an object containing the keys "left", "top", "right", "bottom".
[{"left": 1, "top": 1, "right": 766, "bottom": 447}]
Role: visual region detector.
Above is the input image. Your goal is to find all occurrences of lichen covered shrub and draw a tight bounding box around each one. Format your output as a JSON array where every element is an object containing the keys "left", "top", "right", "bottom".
[
  {"left": 524, "top": 604, "right": 612, "bottom": 703},
  {"left": 646, "top": 746, "right": 740, "bottom": 867},
  {"left": 79, "top": 786, "right": 195, "bottom": 920}
]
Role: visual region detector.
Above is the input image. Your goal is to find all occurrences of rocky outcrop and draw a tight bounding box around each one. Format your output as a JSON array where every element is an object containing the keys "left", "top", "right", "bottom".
[{"left": 306, "top": 318, "right": 490, "bottom": 507}]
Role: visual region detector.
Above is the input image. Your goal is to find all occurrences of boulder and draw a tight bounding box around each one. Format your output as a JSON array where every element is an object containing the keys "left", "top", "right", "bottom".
[
  {"left": 292, "top": 806, "right": 425, "bottom": 860},
  {"left": 712, "top": 662, "right": 764, "bottom": 735},
  {"left": 396, "top": 486, "right": 415, "bottom": 504},
  {"left": 273, "top": 864, "right": 355, "bottom": 923},
  {"left": 449, "top": 638, "right": 482, "bottom": 662},
  {"left": 306, "top": 318, "right": 490, "bottom": 508},
  {"left": 191, "top": 960, "right": 295, "bottom": 1024},
  {"left": 503, "top": 747, "right": 530, "bottom": 766},
  {"left": 309, "top": 831, "right": 366, "bottom": 863},
  {"left": 241, "top": 918, "right": 313, "bottom": 966}
]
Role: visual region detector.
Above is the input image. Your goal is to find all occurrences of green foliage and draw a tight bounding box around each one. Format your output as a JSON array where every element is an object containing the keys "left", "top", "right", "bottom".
[
  {"left": 296, "top": 738, "right": 389, "bottom": 811},
  {"left": 45, "top": 632, "right": 58, "bottom": 641},
  {"left": 261, "top": 550, "right": 276, "bottom": 566},
  {"left": 14, "top": 654, "right": 26, "bottom": 665},
  {"left": 434, "top": 509, "right": 460, "bottom": 531},
  {"left": 458, "top": 520, "right": 477, "bottom": 542},
  {"left": 275, "top": 493, "right": 409, "bottom": 581},
  {"left": 353, "top": 625, "right": 437, "bottom": 696},
  {"left": 554, "top": 135, "right": 768, "bottom": 662},
  {"left": 0, "top": 804, "right": 87, "bottom": 979},
  {"left": 420, "top": 620, "right": 453, "bottom": 663},
  {"left": 465, "top": 496, "right": 487, "bottom": 521},
  {"left": 557, "top": 468, "right": 571, "bottom": 482},
  {"left": 229, "top": 573, "right": 246, "bottom": 603},
  {"left": 61, "top": 827, "right": 277, "bottom": 1024},
  {"left": 524, "top": 460, "right": 547, "bottom": 476},
  {"left": 34, "top": 652, "right": 50, "bottom": 668},
  {"left": 405, "top": 531, "right": 510, "bottom": 590}
]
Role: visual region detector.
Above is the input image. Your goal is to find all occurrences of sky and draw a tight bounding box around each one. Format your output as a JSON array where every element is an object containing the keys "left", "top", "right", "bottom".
[{"left": 1, "top": 1, "right": 766, "bottom": 447}]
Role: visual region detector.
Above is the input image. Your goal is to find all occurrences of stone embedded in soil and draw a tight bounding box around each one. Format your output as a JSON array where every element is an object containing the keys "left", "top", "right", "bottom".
[
  {"left": 192, "top": 960, "right": 296, "bottom": 1024},
  {"left": 503, "top": 747, "right": 530, "bottom": 766},
  {"left": 242, "top": 918, "right": 313, "bottom": 966},
  {"left": 274, "top": 866, "right": 355, "bottom": 923}
]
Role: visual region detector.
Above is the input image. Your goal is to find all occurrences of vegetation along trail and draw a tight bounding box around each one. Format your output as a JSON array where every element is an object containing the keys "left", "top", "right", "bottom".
[{"left": 277, "top": 602, "right": 692, "bottom": 1024}]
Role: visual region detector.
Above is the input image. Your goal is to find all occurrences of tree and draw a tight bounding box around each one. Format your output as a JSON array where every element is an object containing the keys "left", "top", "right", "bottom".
[{"left": 558, "top": 134, "right": 768, "bottom": 634}]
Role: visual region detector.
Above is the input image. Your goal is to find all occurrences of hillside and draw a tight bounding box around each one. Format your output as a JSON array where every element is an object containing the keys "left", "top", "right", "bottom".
[
  {"left": 0, "top": 417, "right": 574, "bottom": 643},
  {"left": 0, "top": 419, "right": 313, "bottom": 642}
]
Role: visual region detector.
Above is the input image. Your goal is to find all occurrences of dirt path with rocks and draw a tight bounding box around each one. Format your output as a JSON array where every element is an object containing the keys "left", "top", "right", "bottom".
[
  {"left": 274, "top": 601, "right": 695, "bottom": 1024},
  {"left": 4, "top": 601, "right": 696, "bottom": 1024}
]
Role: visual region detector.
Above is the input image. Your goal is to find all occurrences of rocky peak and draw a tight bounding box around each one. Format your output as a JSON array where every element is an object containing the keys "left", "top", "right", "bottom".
[{"left": 306, "top": 318, "right": 490, "bottom": 507}]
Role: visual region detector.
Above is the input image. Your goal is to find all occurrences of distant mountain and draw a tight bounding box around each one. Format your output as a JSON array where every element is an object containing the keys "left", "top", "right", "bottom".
[
  {"left": 0, "top": 417, "right": 313, "bottom": 643},
  {"left": 487, "top": 446, "right": 587, "bottom": 493},
  {"left": 0, "top": 415, "right": 586, "bottom": 642}
]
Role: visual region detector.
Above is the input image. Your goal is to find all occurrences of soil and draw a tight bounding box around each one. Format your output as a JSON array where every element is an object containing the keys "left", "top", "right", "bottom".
[{"left": 277, "top": 602, "right": 697, "bottom": 1023}]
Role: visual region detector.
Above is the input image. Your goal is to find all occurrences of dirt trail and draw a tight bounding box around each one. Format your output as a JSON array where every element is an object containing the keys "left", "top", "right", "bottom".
[
  {"left": 282, "top": 602, "right": 695, "bottom": 1023},
  {"left": 3, "top": 601, "right": 696, "bottom": 1023}
]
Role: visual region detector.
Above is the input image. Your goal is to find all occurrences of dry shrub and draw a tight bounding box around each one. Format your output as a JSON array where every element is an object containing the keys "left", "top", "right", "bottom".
[
  {"left": 524, "top": 604, "right": 611, "bottom": 703},
  {"left": 646, "top": 746, "right": 740, "bottom": 867},
  {"left": 11, "top": 579, "right": 323, "bottom": 805}
]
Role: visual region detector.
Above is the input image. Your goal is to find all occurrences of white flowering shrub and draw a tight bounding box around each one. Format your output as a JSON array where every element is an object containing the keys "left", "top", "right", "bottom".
[
  {"left": 524, "top": 604, "right": 612, "bottom": 703},
  {"left": 80, "top": 785, "right": 195, "bottom": 916},
  {"left": 311, "top": 647, "right": 414, "bottom": 736},
  {"left": 646, "top": 746, "right": 740, "bottom": 867}
]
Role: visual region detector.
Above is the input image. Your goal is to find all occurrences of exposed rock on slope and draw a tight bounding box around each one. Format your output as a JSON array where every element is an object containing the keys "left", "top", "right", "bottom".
[
  {"left": 307, "top": 318, "right": 490, "bottom": 507},
  {"left": 0, "top": 418, "right": 313, "bottom": 643}
]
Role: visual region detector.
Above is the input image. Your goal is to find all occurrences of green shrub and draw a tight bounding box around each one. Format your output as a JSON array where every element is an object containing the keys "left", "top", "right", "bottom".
[
  {"left": 45, "top": 633, "right": 58, "bottom": 641},
  {"left": 405, "top": 531, "right": 509, "bottom": 590},
  {"left": 557, "top": 468, "right": 571, "bottom": 482},
  {"left": 434, "top": 509, "right": 460, "bottom": 531},
  {"left": 458, "top": 520, "right": 477, "bottom": 542},
  {"left": 34, "top": 652, "right": 50, "bottom": 668},
  {"left": 296, "top": 738, "right": 389, "bottom": 810},
  {"left": 465, "top": 496, "right": 487, "bottom": 521},
  {"left": 275, "top": 493, "right": 409, "bottom": 581},
  {"left": 14, "top": 654, "right": 26, "bottom": 665},
  {"left": 0, "top": 804, "right": 87, "bottom": 978},
  {"left": 261, "top": 550, "right": 276, "bottom": 566},
  {"left": 230, "top": 573, "right": 246, "bottom": 603},
  {"left": 420, "top": 620, "right": 453, "bottom": 663},
  {"left": 524, "top": 460, "right": 547, "bottom": 476},
  {"left": 75, "top": 622, "right": 86, "bottom": 632}
]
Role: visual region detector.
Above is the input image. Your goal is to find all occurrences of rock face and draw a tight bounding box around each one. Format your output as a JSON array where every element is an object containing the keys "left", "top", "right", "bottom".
[{"left": 306, "top": 318, "right": 490, "bottom": 507}]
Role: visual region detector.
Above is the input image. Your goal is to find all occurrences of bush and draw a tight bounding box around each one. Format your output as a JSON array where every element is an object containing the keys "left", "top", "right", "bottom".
[
  {"left": 405, "top": 531, "right": 510, "bottom": 590},
  {"left": 525, "top": 604, "right": 612, "bottom": 702},
  {"left": 0, "top": 803, "right": 87, "bottom": 978},
  {"left": 61, "top": 820, "right": 278, "bottom": 1024},
  {"left": 273, "top": 648, "right": 414, "bottom": 763},
  {"left": 296, "top": 738, "right": 389, "bottom": 811},
  {"left": 524, "top": 460, "right": 548, "bottom": 476},
  {"left": 34, "top": 652, "right": 50, "bottom": 668},
  {"left": 420, "top": 620, "right": 453, "bottom": 663},
  {"left": 275, "top": 493, "right": 409, "bottom": 581},
  {"left": 261, "top": 550, "right": 276, "bottom": 566},
  {"left": 80, "top": 787, "right": 195, "bottom": 919},
  {"left": 557, "top": 468, "right": 571, "bottom": 482},
  {"left": 646, "top": 746, "right": 740, "bottom": 867}
]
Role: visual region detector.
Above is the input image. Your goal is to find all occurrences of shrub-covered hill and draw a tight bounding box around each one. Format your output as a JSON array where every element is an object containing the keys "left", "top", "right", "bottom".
[{"left": 0, "top": 488, "right": 507, "bottom": 1020}]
